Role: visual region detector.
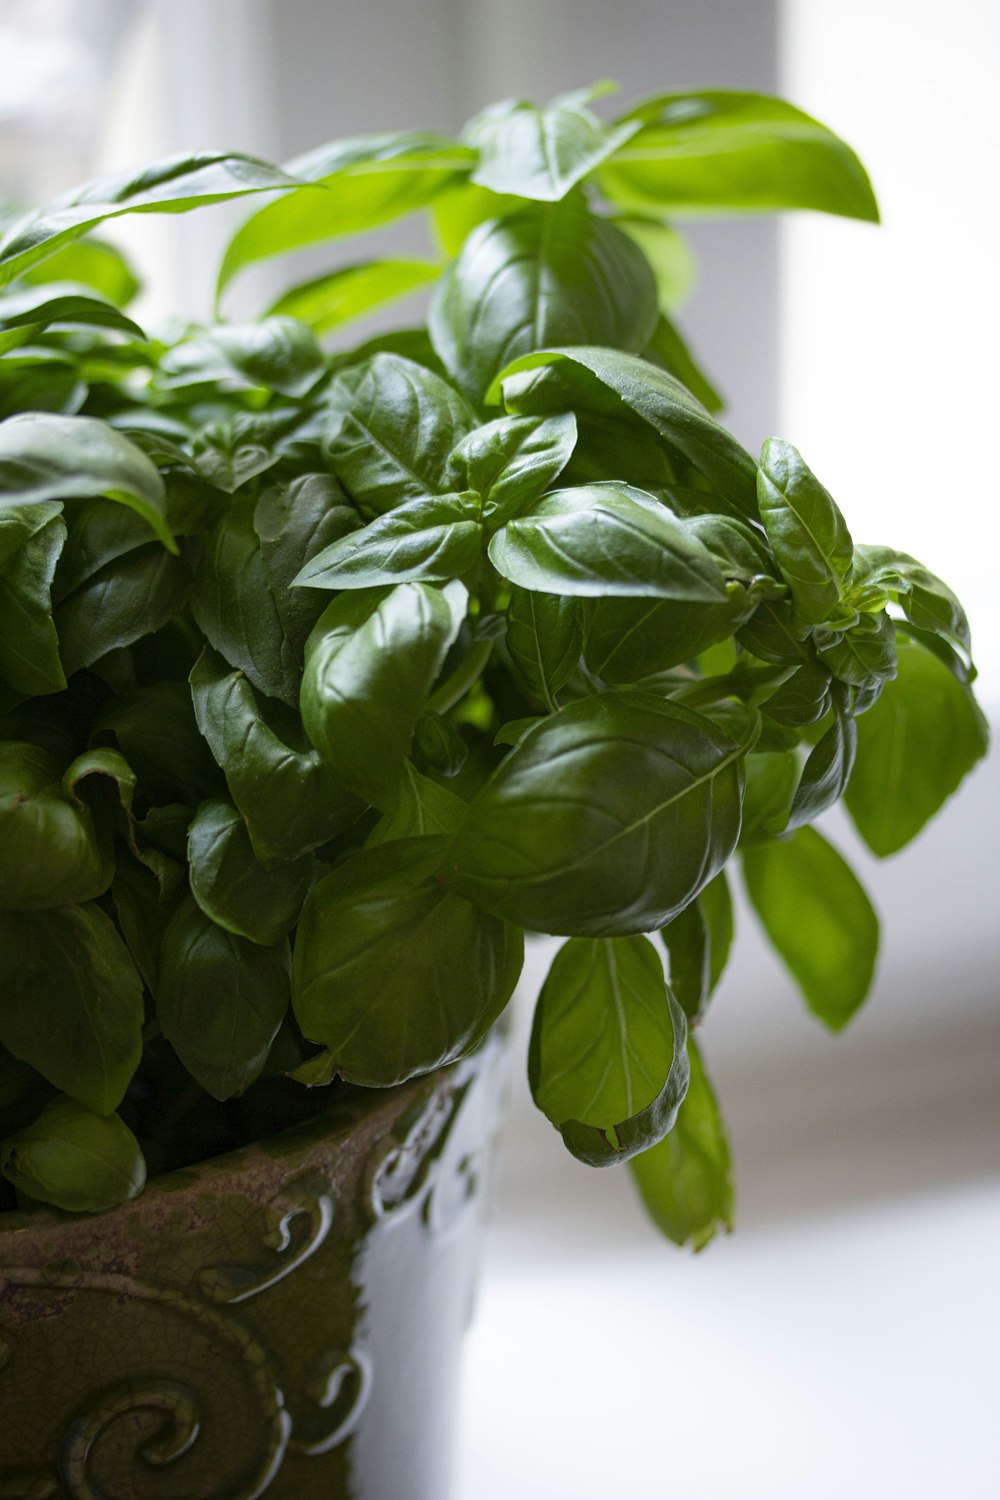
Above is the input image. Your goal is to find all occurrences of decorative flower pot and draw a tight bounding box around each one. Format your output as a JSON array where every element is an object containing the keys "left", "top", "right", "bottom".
[{"left": 0, "top": 1033, "right": 505, "bottom": 1499}]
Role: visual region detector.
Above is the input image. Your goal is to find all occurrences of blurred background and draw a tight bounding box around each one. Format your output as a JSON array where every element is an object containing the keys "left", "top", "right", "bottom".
[{"left": 2, "top": 0, "right": 997, "bottom": 1494}]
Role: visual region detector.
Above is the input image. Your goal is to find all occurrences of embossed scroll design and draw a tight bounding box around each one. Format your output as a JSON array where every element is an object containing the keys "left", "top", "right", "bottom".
[{"left": 0, "top": 1170, "right": 368, "bottom": 1499}]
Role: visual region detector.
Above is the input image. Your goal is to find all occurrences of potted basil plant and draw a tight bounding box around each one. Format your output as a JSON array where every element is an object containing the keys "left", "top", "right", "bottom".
[{"left": 0, "top": 83, "right": 987, "bottom": 1499}]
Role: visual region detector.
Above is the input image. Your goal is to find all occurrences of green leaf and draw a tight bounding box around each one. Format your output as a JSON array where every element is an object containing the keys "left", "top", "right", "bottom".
[
  {"left": 366, "top": 762, "right": 467, "bottom": 846},
  {"left": 159, "top": 317, "right": 326, "bottom": 399},
  {"left": 506, "top": 587, "right": 582, "bottom": 709},
  {"left": 448, "top": 412, "right": 578, "bottom": 523},
  {"left": 445, "top": 691, "right": 753, "bottom": 936},
  {"left": 466, "top": 91, "right": 641, "bottom": 201},
  {"left": 630, "top": 1036, "right": 733, "bottom": 1251},
  {"left": 19, "top": 236, "right": 140, "bottom": 306},
  {"left": 659, "top": 870, "right": 733, "bottom": 1024},
  {"left": 742, "top": 825, "right": 878, "bottom": 1030},
  {"left": 430, "top": 197, "right": 659, "bottom": 402},
  {"left": 815, "top": 608, "right": 897, "bottom": 692},
  {"left": 529, "top": 933, "right": 689, "bottom": 1166},
  {"left": 266, "top": 259, "right": 441, "bottom": 334},
  {"left": 493, "top": 347, "right": 759, "bottom": 518},
  {"left": 849, "top": 545, "right": 972, "bottom": 664},
  {"left": 92, "top": 681, "right": 221, "bottom": 807},
  {"left": 190, "top": 646, "right": 362, "bottom": 866},
  {"left": 291, "top": 838, "right": 522, "bottom": 1086},
  {"left": 325, "top": 352, "right": 477, "bottom": 516},
  {"left": 301, "top": 581, "right": 466, "bottom": 811},
  {"left": 413, "top": 713, "right": 469, "bottom": 779},
  {"left": 0, "top": 1096, "right": 146, "bottom": 1212},
  {"left": 757, "top": 438, "right": 853, "bottom": 625},
  {"left": 0, "top": 502, "right": 67, "bottom": 695},
  {"left": 218, "top": 133, "right": 473, "bottom": 298},
  {"left": 844, "top": 633, "right": 989, "bottom": 856},
  {"left": 786, "top": 682, "right": 856, "bottom": 830},
  {"left": 0, "top": 741, "right": 112, "bottom": 908},
  {"left": 0, "top": 283, "right": 145, "bottom": 340},
  {"left": 187, "top": 799, "right": 313, "bottom": 946},
  {"left": 292, "top": 492, "right": 482, "bottom": 590},
  {"left": 760, "top": 659, "right": 832, "bottom": 727},
  {"left": 488, "top": 482, "right": 728, "bottom": 600},
  {"left": 253, "top": 474, "right": 358, "bottom": 657},
  {"left": 0, "top": 903, "right": 143, "bottom": 1113},
  {"left": 0, "top": 413, "right": 174, "bottom": 551},
  {"left": 1, "top": 151, "right": 300, "bottom": 287},
  {"left": 110, "top": 850, "right": 182, "bottom": 995},
  {"left": 601, "top": 89, "right": 879, "bottom": 221},
  {"left": 157, "top": 897, "right": 290, "bottom": 1100},
  {"left": 583, "top": 591, "right": 751, "bottom": 684},
  {"left": 739, "top": 751, "right": 800, "bottom": 843}
]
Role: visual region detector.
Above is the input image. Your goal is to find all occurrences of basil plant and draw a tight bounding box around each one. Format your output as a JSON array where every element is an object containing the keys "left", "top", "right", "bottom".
[{"left": 0, "top": 85, "right": 986, "bottom": 1246}]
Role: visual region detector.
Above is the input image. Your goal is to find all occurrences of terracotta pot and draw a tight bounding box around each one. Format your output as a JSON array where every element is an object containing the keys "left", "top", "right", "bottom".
[{"left": 0, "top": 1033, "right": 505, "bottom": 1499}]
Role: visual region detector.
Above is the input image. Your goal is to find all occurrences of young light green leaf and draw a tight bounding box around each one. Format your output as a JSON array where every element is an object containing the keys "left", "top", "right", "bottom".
[
  {"left": 506, "top": 588, "right": 582, "bottom": 709},
  {"left": 844, "top": 633, "right": 988, "bottom": 856},
  {"left": 757, "top": 438, "right": 853, "bottom": 625},
  {"left": 445, "top": 692, "right": 753, "bottom": 936},
  {"left": 0, "top": 1097, "right": 146, "bottom": 1213},
  {"left": 292, "top": 492, "right": 482, "bottom": 590},
  {"left": 629, "top": 1036, "right": 733, "bottom": 1251},
  {"left": 742, "top": 825, "right": 878, "bottom": 1030},
  {"left": 19, "top": 236, "right": 140, "bottom": 306},
  {"left": 448, "top": 412, "right": 578, "bottom": 523},
  {"left": 291, "top": 838, "right": 522, "bottom": 1086},
  {"left": 157, "top": 897, "right": 290, "bottom": 1100},
  {"left": 529, "top": 934, "right": 689, "bottom": 1166},
  {"left": 601, "top": 89, "right": 879, "bottom": 221},
  {"left": 0, "top": 741, "right": 112, "bottom": 909},
  {"left": 466, "top": 92, "right": 641, "bottom": 201},
  {"left": 266, "top": 259, "right": 441, "bottom": 334},
  {"left": 786, "top": 683, "right": 857, "bottom": 830},
  {"left": 659, "top": 870, "right": 733, "bottom": 1024},
  {"left": 0, "top": 503, "right": 67, "bottom": 695},
  {"left": 849, "top": 545, "right": 972, "bottom": 663},
  {"left": 429, "top": 197, "right": 659, "bottom": 402},
  {"left": 0, "top": 903, "right": 143, "bottom": 1114},
  {"left": 187, "top": 799, "right": 313, "bottom": 946}
]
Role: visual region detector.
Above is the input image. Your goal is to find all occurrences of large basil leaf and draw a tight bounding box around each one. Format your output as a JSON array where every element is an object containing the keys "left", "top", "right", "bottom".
[
  {"left": 742, "top": 826, "right": 878, "bottom": 1030},
  {"left": 0, "top": 741, "right": 112, "bottom": 908},
  {"left": 218, "top": 133, "right": 473, "bottom": 297},
  {"left": 190, "top": 646, "right": 362, "bottom": 866},
  {"left": 529, "top": 934, "right": 689, "bottom": 1166},
  {"left": 429, "top": 197, "right": 658, "bottom": 402},
  {"left": 300, "top": 581, "right": 466, "bottom": 811},
  {"left": 324, "top": 353, "right": 477, "bottom": 516},
  {"left": 187, "top": 799, "right": 313, "bottom": 946},
  {"left": 0, "top": 1096, "right": 146, "bottom": 1212},
  {"left": 267, "top": 259, "right": 441, "bottom": 334},
  {"left": 506, "top": 588, "right": 582, "bottom": 709},
  {"left": 466, "top": 89, "right": 641, "bottom": 201},
  {"left": 844, "top": 633, "right": 988, "bottom": 856},
  {"left": 445, "top": 692, "right": 753, "bottom": 936},
  {"left": 157, "top": 897, "right": 290, "bottom": 1100},
  {"left": 601, "top": 89, "right": 878, "bottom": 221},
  {"left": 0, "top": 903, "right": 142, "bottom": 1113},
  {"left": 493, "top": 347, "right": 759, "bottom": 517},
  {"left": 0, "top": 413, "right": 174, "bottom": 550},
  {"left": 489, "top": 482, "right": 729, "bottom": 600},
  {"left": 291, "top": 838, "right": 522, "bottom": 1087},
  {"left": 448, "top": 412, "right": 578, "bottom": 523},
  {"left": 786, "top": 682, "right": 856, "bottom": 830},
  {"left": 629, "top": 1037, "right": 733, "bottom": 1251},
  {"left": 293, "top": 492, "right": 482, "bottom": 590},
  {"left": 584, "top": 592, "right": 752, "bottom": 683},
  {"left": 0, "top": 502, "right": 66, "bottom": 695},
  {"left": 659, "top": 870, "right": 733, "bottom": 1023},
  {"left": 757, "top": 439, "right": 853, "bottom": 625},
  {"left": 253, "top": 474, "right": 358, "bottom": 656}
]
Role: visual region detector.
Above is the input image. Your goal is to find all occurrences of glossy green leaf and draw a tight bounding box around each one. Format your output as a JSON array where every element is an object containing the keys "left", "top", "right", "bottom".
[
  {"left": 159, "top": 317, "right": 326, "bottom": 399},
  {"left": 157, "top": 897, "right": 290, "bottom": 1099},
  {"left": 54, "top": 535, "right": 194, "bottom": 677},
  {"left": 253, "top": 474, "right": 358, "bottom": 657},
  {"left": 0, "top": 1096, "right": 146, "bottom": 1212},
  {"left": 366, "top": 762, "right": 467, "bottom": 846},
  {"left": 742, "top": 826, "right": 878, "bottom": 1030},
  {"left": 760, "top": 659, "right": 832, "bottom": 727},
  {"left": 445, "top": 692, "right": 753, "bottom": 936},
  {"left": 0, "top": 903, "right": 142, "bottom": 1113},
  {"left": 466, "top": 90, "right": 640, "bottom": 201},
  {"left": 0, "top": 283, "right": 144, "bottom": 340},
  {"left": 291, "top": 838, "right": 522, "bottom": 1086},
  {"left": 529, "top": 933, "right": 689, "bottom": 1166},
  {"left": 187, "top": 798, "right": 313, "bottom": 946},
  {"left": 448, "top": 412, "right": 578, "bottom": 523},
  {"left": 0, "top": 741, "right": 112, "bottom": 909},
  {"left": 630, "top": 1036, "right": 733, "bottom": 1251},
  {"left": 19, "top": 237, "right": 140, "bottom": 306},
  {"left": 849, "top": 545, "right": 972, "bottom": 663},
  {"left": 267, "top": 259, "right": 441, "bottom": 334},
  {"left": 786, "top": 683, "right": 856, "bottom": 830},
  {"left": 815, "top": 608, "right": 897, "bottom": 692},
  {"left": 844, "top": 634, "right": 988, "bottom": 856},
  {"left": 757, "top": 438, "right": 852, "bottom": 625},
  {"left": 0, "top": 502, "right": 67, "bottom": 695},
  {"left": 659, "top": 870, "right": 733, "bottom": 1023},
  {"left": 110, "top": 850, "right": 182, "bottom": 995},
  {"left": 584, "top": 590, "right": 750, "bottom": 685},
  {"left": 506, "top": 587, "right": 582, "bottom": 709},
  {"left": 601, "top": 89, "right": 879, "bottom": 221},
  {"left": 430, "top": 197, "right": 658, "bottom": 402},
  {"left": 293, "top": 492, "right": 482, "bottom": 590}
]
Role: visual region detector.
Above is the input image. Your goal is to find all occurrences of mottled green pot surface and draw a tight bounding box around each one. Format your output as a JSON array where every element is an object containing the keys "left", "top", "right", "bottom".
[{"left": 0, "top": 1035, "right": 505, "bottom": 1499}]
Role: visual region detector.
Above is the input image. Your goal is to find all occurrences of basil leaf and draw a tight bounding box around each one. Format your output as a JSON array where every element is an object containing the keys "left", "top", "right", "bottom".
[
  {"left": 157, "top": 897, "right": 290, "bottom": 1100},
  {"left": 742, "top": 826, "right": 878, "bottom": 1030},
  {"left": 266, "top": 259, "right": 441, "bottom": 334},
  {"left": 602, "top": 89, "right": 878, "bottom": 221},
  {"left": 739, "top": 751, "right": 800, "bottom": 843},
  {"left": 54, "top": 537, "right": 195, "bottom": 677},
  {"left": 815, "top": 609, "right": 897, "bottom": 692},
  {"left": 291, "top": 838, "right": 522, "bottom": 1087},
  {"left": 0, "top": 903, "right": 142, "bottom": 1113},
  {"left": 583, "top": 589, "right": 754, "bottom": 684},
  {"left": 445, "top": 692, "right": 753, "bottom": 936},
  {"left": 506, "top": 588, "right": 582, "bottom": 709},
  {"left": 366, "top": 762, "right": 467, "bottom": 846},
  {"left": 0, "top": 413, "right": 174, "bottom": 551},
  {"left": 190, "top": 646, "right": 362, "bottom": 866},
  {"left": 0, "top": 283, "right": 145, "bottom": 341},
  {"left": 629, "top": 1037, "right": 733, "bottom": 1251},
  {"left": 0, "top": 502, "right": 67, "bottom": 695},
  {"left": 0, "top": 1097, "right": 146, "bottom": 1213},
  {"left": 761, "top": 659, "right": 833, "bottom": 727},
  {"left": 448, "top": 412, "right": 578, "bottom": 523},
  {"left": 0, "top": 741, "right": 112, "bottom": 908},
  {"left": 160, "top": 317, "right": 326, "bottom": 399},
  {"left": 467, "top": 91, "right": 640, "bottom": 201},
  {"left": 293, "top": 492, "right": 482, "bottom": 590},
  {"left": 757, "top": 438, "right": 853, "bottom": 625},
  {"left": 110, "top": 850, "right": 182, "bottom": 995},
  {"left": 844, "top": 634, "right": 989, "bottom": 856},
  {"left": 325, "top": 352, "right": 477, "bottom": 517},
  {"left": 529, "top": 933, "right": 689, "bottom": 1166},
  {"left": 92, "top": 682, "right": 221, "bottom": 807},
  {"left": 659, "top": 870, "right": 733, "bottom": 1023},
  {"left": 187, "top": 799, "right": 313, "bottom": 946},
  {"left": 850, "top": 545, "right": 972, "bottom": 663},
  {"left": 430, "top": 197, "right": 658, "bottom": 402},
  {"left": 413, "top": 713, "right": 469, "bottom": 779},
  {"left": 218, "top": 133, "right": 473, "bottom": 298},
  {"left": 253, "top": 474, "right": 358, "bottom": 657},
  {"left": 489, "top": 482, "right": 728, "bottom": 600},
  {"left": 786, "top": 683, "right": 857, "bottom": 831},
  {"left": 301, "top": 581, "right": 466, "bottom": 811},
  {"left": 19, "top": 238, "right": 139, "bottom": 307}
]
